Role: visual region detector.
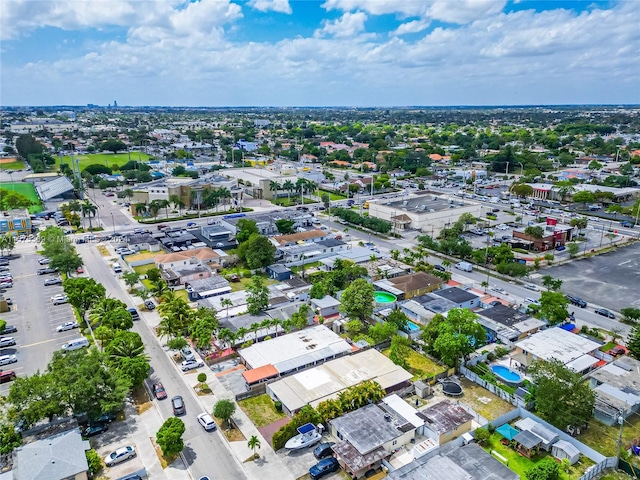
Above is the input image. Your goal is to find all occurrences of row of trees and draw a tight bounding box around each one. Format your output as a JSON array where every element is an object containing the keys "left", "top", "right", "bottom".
[
  {"left": 40, "top": 226, "right": 83, "bottom": 274},
  {"left": 332, "top": 207, "right": 392, "bottom": 234},
  {"left": 269, "top": 178, "right": 317, "bottom": 203}
]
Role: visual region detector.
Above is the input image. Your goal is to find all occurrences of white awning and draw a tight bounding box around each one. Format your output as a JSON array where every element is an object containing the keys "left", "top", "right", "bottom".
[{"left": 199, "top": 286, "right": 232, "bottom": 297}]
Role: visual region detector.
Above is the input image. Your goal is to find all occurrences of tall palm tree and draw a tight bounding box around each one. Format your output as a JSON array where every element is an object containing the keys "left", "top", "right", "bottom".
[
  {"left": 81, "top": 200, "right": 97, "bottom": 231},
  {"left": 236, "top": 327, "right": 249, "bottom": 345},
  {"left": 123, "top": 189, "right": 134, "bottom": 203},
  {"left": 148, "top": 200, "right": 162, "bottom": 220},
  {"left": 269, "top": 181, "right": 281, "bottom": 200},
  {"left": 247, "top": 435, "right": 261, "bottom": 459},
  {"left": 169, "top": 194, "right": 183, "bottom": 215},
  {"left": 217, "top": 187, "right": 231, "bottom": 211},
  {"left": 134, "top": 203, "right": 147, "bottom": 217},
  {"left": 249, "top": 322, "right": 261, "bottom": 342},
  {"left": 221, "top": 298, "right": 233, "bottom": 319},
  {"left": 160, "top": 199, "right": 170, "bottom": 218},
  {"left": 283, "top": 179, "right": 295, "bottom": 203}
]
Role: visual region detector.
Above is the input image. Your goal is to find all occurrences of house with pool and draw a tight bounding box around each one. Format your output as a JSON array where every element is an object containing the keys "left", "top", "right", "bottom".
[
  {"left": 476, "top": 304, "right": 545, "bottom": 345},
  {"left": 374, "top": 272, "right": 444, "bottom": 301}
]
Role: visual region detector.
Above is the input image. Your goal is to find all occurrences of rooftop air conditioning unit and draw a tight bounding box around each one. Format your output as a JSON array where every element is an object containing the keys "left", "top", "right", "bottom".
[{"left": 402, "top": 201, "right": 408, "bottom": 206}]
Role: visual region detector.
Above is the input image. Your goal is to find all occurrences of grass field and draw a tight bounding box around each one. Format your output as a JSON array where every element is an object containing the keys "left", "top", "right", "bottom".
[
  {"left": 238, "top": 394, "right": 288, "bottom": 428},
  {"left": 318, "top": 189, "right": 348, "bottom": 200},
  {"left": 382, "top": 348, "right": 446, "bottom": 381},
  {"left": 59, "top": 152, "right": 152, "bottom": 171},
  {"left": 0, "top": 182, "right": 42, "bottom": 212},
  {"left": 0, "top": 158, "right": 26, "bottom": 170}
]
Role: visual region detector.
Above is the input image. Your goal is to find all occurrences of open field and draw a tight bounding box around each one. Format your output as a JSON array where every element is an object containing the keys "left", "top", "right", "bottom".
[
  {"left": 238, "top": 394, "right": 288, "bottom": 428},
  {"left": 59, "top": 152, "right": 152, "bottom": 171},
  {"left": 0, "top": 182, "right": 39, "bottom": 202},
  {"left": 0, "top": 158, "right": 26, "bottom": 170}
]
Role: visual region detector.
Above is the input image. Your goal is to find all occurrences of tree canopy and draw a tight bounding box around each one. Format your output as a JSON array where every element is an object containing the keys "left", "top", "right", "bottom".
[
  {"left": 339, "top": 278, "right": 374, "bottom": 321},
  {"left": 421, "top": 309, "right": 485, "bottom": 366}
]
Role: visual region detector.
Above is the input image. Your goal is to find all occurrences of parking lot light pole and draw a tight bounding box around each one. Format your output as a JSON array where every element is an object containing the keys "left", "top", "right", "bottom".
[{"left": 110, "top": 213, "right": 115, "bottom": 235}]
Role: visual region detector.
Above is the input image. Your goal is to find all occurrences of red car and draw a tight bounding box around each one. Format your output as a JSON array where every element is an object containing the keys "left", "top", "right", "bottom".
[
  {"left": 152, "top": 383, "right": 167, "bottom": 400},
  {"left": 0, "top": 370, "right": 17, "bottom": 384},
  {"left": 77, "top": 267, "right": 84, "bottom": 274}
]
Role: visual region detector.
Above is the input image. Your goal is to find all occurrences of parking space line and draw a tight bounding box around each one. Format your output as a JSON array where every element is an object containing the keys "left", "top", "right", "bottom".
[{"left": 20, "top": 338, "right": 59, "bottom": 348}]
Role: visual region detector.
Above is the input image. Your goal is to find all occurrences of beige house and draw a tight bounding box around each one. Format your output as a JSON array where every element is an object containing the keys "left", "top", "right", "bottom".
[{"left": 420, "top": 400, "right": 474, "bottom": 444}]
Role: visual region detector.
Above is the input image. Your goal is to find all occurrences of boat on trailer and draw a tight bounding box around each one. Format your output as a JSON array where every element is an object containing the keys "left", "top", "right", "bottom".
[{"left": 284, "top": 423, "right": 322, "bottom": 450}]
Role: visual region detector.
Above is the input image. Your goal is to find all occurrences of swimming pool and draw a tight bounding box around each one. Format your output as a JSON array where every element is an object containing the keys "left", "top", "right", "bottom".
[
  {"left": 491, "top": 365, "right": 524, "bottom": 386},
  {"left": 406, "top": 321, "right": 420, "bottom": 332},
  {"left": 374, "top": 291, "right": 397, "bottom": 303}
]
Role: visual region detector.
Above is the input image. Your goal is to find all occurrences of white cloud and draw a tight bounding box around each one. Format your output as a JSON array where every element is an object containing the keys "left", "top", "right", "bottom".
[
  {"left": 248, "top": 0, "right": 292, "bottom": 14},
  {"left": 315, "top": 11, "right": 367, "bottom": 38},
  {"left": 392, "top": 19, "right": 431, "bottom": 36}
]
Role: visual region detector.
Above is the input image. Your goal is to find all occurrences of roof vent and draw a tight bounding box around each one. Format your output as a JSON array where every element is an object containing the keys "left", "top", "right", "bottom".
[{"left": 384, "top": 413, "right": 392, "bottom": 422}]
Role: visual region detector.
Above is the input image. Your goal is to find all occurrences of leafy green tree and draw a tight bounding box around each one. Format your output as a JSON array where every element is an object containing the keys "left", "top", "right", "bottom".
[
  {"left": 368, "top": 321, "right": 397, "bottom": 343},
  {"left": 340, "top": 278, "right": 374, "bottom": 321},
  {"left": 524, "top": 225, "right": 545, "bottom": 239},
  {"left": 122, "top": 271, "right": 140, "bottom": 290},
  {"left": 156, "top": 417, "right": 186, "bottom": 456},
  {"left": 236, "top": 219, "right": 259, "bottom": 243},
  {"left": 473, "top": 427, "right": 491, "bottom": 445},
  {"left": 344, "top": 319, "right": 364, "bottom": 337},
  {"left": 213, "top": 399, "right": 236, "bottom": 427},
  {"left": 63, "top": 277, "right": 106, "bottom": 319},
  {"left": 423, "top": 308, "right": 485, "bottom": 366},
  {"left": 239, "top": 234, "right": 276, "bottom": 269},
  {"left": 274, "top": 219, "right": 296, "bottom": 234},
  {"left": 572, "top": 190, "right": 595, "bottom": 208},
  {"left": 89, "top": 297, "right": 131, "bottom": 330},
  {"left": 190, "top": 307, "right": 219, "bottom": 350},
  {"left": 525, "top": 459, "right": 561, "bottom": 480},
  {"left": 0, "top": 234, "right": 16, "bottom": 256},
  {"left": 85, "top": 449, "right": 102, "bottom": 476},
  {"left": 146, "top": 267, "right": 162, "bottom": 283},
  {"left": 567, "top": 242, "right": 579, "bottom": 257},
  {"left": 105, "top": 331, "right": 149, "bottom": 388},
  {"left": 290, "top": 303, "right": 311, "bottom": 330},
  {"left": 541, "top": 275, "right": 563, "bottom": 291},
  {"left": 0, "top": 423, "right": 22, "bottom": 455},
  {"left": 101, "top": 139, "right": 127, "bottom": 154},
  {"left": 620, "top": 307, "right": 640, "bottom": 324},
  {"left": 538, "top": 291, "right": 570, "bottom": 326},
  {"left": 529, "top": 359, "right": 595, "bottom": 430},
  {"left": 510, "top": 183, "right": 534, "bottom": 198},
  {"left": 157, "top": 295, "right": 195, "bottom": 339},
  {"left": 15, "top": 134, "right": 44, "bottom": 159},
  {"left": 50, "top": 249, "right": 83, "bottom": 275},
  {"left": 389, "top": 335, "right": 412, "bottom": 369},
  {"left": 386, "top": 309, "right": 408, "bottom": 330},
  {"left": 246, "top": 276, "right": 269, "bottom": 315},
  {"left": 7, "top": 372, "right": 62, "bottom": 425},
  {"left": 627, "top": 324, "right": 640, "bottom": 360},
  {"left": 321, "top": 192, "right": 330, "bottom": 210},
  {"left": 496, "top": 262, "right": 529, "bottom": 278}
]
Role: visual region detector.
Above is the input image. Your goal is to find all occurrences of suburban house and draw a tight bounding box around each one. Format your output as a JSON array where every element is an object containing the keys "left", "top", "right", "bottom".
[
  {"left": 126, "top": 232, "right": 161, "bottom": 252},
  {"left": 311, "top": 295, "right": 341, "bottom": 318},
  {"left": 382, "top": 272, "right": 444, "bottom": 300},
  {"left": 271, "top": 230, "right": 330, "bottom": 247},
  {"left": 266, "top": 264, "right": 293, "bottom": 281},
  {"left": 329, "top": 400, "right": 420, "bottom": 478},
  {"left": 155, "top": 247, "right": 221, "bottom": 270},
  {"left": 420, "top": 400, "right": 474, "bottom": 444},
  {"left": 186, "top": 276, "right": 232, "bottom": 300},
  {"left": 476, "top": 304, "right": 539, "bottom": 344},
  {"left": 588, "top": 356, "right": 640, "bottom": 425},
  {"left": 386, "top": 442, "right": 519, "bottom": 480},
  {"left": 279, "top": 238, "right": 348, "bottom": 266},
  {"left": 12, "top": 428, "right": 91, "bottom": 480}
]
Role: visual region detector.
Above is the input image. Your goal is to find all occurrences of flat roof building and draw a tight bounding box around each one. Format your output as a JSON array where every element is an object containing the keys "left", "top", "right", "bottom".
[{"left": 266, "top": 349, "right": 412, "bottom": 415}]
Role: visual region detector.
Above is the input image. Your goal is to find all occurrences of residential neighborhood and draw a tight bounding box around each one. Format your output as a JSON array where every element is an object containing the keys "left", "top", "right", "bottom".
[{"left": 1, "top": 105, "right": 640, "bottom": 480}]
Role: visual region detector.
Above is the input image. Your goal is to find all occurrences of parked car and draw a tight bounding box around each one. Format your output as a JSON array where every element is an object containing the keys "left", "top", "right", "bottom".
[
  {"left": 595, "top": 308, "right": 615, "bottom": 319},
  {"left": 44, "top": 277, "right": 63, "bottom": 286},
  {"left": 313, "top": 442, "right": 336, "bottom": 459},
  {"left": 620, "top": 221, "right": 634, "bottom": 228},
  {"left": 181, "top": 347, "right": 195, "bottom": 362},
  {"left": 523, "top": 283, "right": 539, "bottom": 292},
  {"left": 186, "top": 222, "right": 197, "bottom": 227},
  {"left": 0, "top": 325, "right": 17, "bottom": 335},
  {"left": 152, "top": 382, "right": 167, "bottom": 400},
  {"left": 555, "top": 245, "right": 566, "bottom": 251},
  {"left": 104, "top": 445, "right": 136, "bottom": 467},
  {"left": 0, "top": 354, "right": 18, "bottom": 366},
  {"left": 566, "top": 295, "right": 587, "bottom": 308},
  {"left": 171, "top": 396, "right": 186, "bottom": 416},
  {"left": 144, "top": 299, "right": 155, "bottom": 310},
  {"left": 181, "top": 359, "right": 204, "bottom": 371},
  {"left": 433, "top": 264, "right": 446, "bottom": 272},
  {"left": 83, "top": 422, "right": 109, "bottom": 437},
  {"left": 51, "top": 294, "right": 68, "bottom": 305},
  {"left": 197, "top": 413, "right": 217, "bottom": 431},
  {"left": 38, "top": 267, "right": 58, "bottom": 275},
  {"left": 38, "top": 258, "right": 51, "bottom": 265},
  {"left": 128, "top": 308, "right": 140, "bottom": 320},
  {"left": 309, "top": 457, "right": 340, "bottom": 479},
  {"left": 56, "top": 321, "right": 79, "bottom": 332},
  {"left": 607, "top": 346, "right": 626, "bottom": 357},
  {"left": 94, "top": 412, "right": 117, "bottom": 424},
  {"left": 0, "top": 337, "right": 17, "bottom": 347},
  {"left": 0, "top": 371, "right": 17, "bottom": 383},
  {"left": 76, "top": 266, "right": 84, "bottom": 274}
]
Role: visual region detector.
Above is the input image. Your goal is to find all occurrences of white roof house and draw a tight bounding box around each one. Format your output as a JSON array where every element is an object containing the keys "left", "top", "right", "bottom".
[
  {"left": 239, "top": 325, "right": 352, "bottom": 374},
  {"left": 514, "top": 327, "right": 601, "bottom": 371},
  {"left": 266, "top": 349, "right": 412, "bottom": 415}
]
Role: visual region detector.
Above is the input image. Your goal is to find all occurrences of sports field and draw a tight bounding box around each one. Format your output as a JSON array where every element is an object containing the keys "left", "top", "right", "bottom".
[
  {"left": 0, "top": 157, "right": 26, "bottom": 170},
  {"left": 0, "top": 182, "right": 39, "bottom": 202},
  {"left": 59, "top": 152, "right": 152, "bottom": 171}
]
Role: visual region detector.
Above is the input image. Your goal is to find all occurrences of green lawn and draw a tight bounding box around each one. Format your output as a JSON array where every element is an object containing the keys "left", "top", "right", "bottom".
[
  {"left": 229, "top": 275, "right": 277, "bottom": 292},
  {"left": 132, "top": 264, "right": 157, "bottom": 275},
  {"left": 0, "top": 159, "right": 26, "bottom": 170},
  {"left": 483, "top": 433, "right": 595, "bottom": 479},
  {"left": 319, "top": 189, "right": 347, "bottom": 200},
  {"left": 578, "top": 414, "right": 640, "bottom": 468},
  {"left": 238, "top": 394, "right": 288, "bottom": 427},
  {"left": 0, "top": 182, "right": 39, "bottom": 202},
  {"left": 59, "top": 152, "right": 152, "bottom": 171},
  {"left": 382, "top": 348, "right": 446, "bottom": 381}
]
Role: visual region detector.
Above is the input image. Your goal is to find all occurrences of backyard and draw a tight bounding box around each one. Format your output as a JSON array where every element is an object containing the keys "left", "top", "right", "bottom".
[
  {"left": 455, "top": 378, "right": 514, "bottom": 420},
  {"left": 238, "top": 394, "right": 288, "bottom": 428},
  {"left": 578, "top": 414, "right": 640, "bottom": 468},
  {"left": 382, "top": 348, "right": 446, "bottom": 381},
  {"left": 482, "top": 432, "right": 596, "bottom": 480},
  {"left": 59, "top": 152, "right": 152, "bottom": 171}
]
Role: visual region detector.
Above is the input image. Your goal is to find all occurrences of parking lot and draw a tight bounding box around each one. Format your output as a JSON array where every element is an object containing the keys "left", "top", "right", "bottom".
[
  {"left": 545, "top": 242, "right": 640, "bottom": 311},
  {"left": 0, "top": 246, "right": 80, "bottom": 395}
]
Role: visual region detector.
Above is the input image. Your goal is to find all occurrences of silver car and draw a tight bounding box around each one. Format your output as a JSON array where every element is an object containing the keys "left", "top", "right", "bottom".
[
  {"left": 181, "top": 359, "right": 204, "bottom": 371},
  {"left": 56, "top": 322, "right": 79, "bottom": 332},
  {"left": 0, "top": 337, "right": 16, "bottom": 347},
  {"left": 0, "top": 354, "right": 17, "bottom": 366},
  {"left": 104, "top": 445, "right": 136, "bottom": 467}
]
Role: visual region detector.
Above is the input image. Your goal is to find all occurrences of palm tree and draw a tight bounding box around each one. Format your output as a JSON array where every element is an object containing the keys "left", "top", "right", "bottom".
[
  {"left": 236, "top": 327, "right": 249, "bottom": 346},
  {"left": 134, "top": 202, "right": 147, "bottom": 217},
  {"left": 260, "top": 318, "right": 272, "bottom": 340},
  {"left": 169, "top": 194, "right": 183, "bottom": 215},
  {"left": 81, "top": 200, "right": 97, "bottom": 231},
  {"left": 249, "top": 322, "right": 261, "bottom": 342},
  {"left": 221, "top": 298, "right": 233, "bottom": 319},
  {"left": 217, "top": 187, "right": 231, "bottom": 211},
  {"left": 555, "top": 181, "right": 576, "bottom": 202},
  {"left": 247, "top": 435, "right": 261, "bottom": 459},
  {"left": 123, "top": 189, "right": 134, "bottom": 203},
  {"left": 269, "top": 181, "right": 281, "bottom": 200},
  {"left": 148, "top": 200, "right": 162, "bottom": 220},
  {"left": 160, "top": 199, "right": 170, "bottom": 218},
  {"left": 283, "top": 179, "right": 295, "bottom": 203},
  {"left": 190, "top": 189, "right": 203, "bottom": 210},
  {"left": 108, "top": 336, "right": 149, "bottom": 363}
]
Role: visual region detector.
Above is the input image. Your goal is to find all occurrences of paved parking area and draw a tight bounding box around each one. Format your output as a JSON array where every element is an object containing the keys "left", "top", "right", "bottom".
[
  {"left": 545, "top": 242, "right": 640, "bottom": 311},
  {"left": 275, "top": 436, "right": 344, "bottom": 480}
]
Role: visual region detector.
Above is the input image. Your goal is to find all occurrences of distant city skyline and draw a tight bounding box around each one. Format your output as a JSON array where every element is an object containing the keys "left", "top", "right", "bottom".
[{"left": 1, "top": 0, "right": 639, "bottom": 107}]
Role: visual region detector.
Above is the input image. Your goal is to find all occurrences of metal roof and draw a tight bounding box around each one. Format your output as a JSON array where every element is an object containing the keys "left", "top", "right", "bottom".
[{"left": 35, "top": 176, "right": 74, "bottom": 200}]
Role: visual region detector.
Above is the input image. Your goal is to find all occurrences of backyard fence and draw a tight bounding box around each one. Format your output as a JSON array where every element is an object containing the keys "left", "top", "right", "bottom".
[
  {"left": 577, "top": 457, "right": 618, "bottom": 480},
  {"left": 460, "top": 365, "right": 517, "bottom": 406},
  {"left": 235, "top": 384, "right": 266, "bottom": 401}
]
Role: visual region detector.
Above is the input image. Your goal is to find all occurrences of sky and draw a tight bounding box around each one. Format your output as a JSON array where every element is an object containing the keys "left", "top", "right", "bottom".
[{"left": 1, "top": 0, "right": 639, "bottom": 107}]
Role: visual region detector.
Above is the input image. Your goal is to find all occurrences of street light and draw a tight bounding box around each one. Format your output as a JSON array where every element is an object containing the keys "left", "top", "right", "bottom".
[{"left": 110, "top": 213, "right": 115, "bottom": 235}]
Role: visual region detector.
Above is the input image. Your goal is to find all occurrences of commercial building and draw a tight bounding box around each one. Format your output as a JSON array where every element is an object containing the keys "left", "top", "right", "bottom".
[
  {"left": 367, "top": 192, "right": 483, "bottom": 236},
  {"left": 0, "top": 209, "right": 32, "bottom": 235},
  {"left": 266, "top": 349, "right": 413, "bottom": 415},
  {"left": 512, "top": 218, "right": 574, "bottom": 251}
]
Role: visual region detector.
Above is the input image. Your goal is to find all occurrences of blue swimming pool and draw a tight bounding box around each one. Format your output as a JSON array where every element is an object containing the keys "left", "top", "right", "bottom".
[
  {"left": 406, "top": 321, "right": 420, "bottom": 332},
  {"left": 491, "top": 365, "right": 524, "bottom": 386}
]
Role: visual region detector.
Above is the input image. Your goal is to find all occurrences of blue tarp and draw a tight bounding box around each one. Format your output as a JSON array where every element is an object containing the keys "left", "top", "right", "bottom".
[
  {"left": 496, "top": 424, "right": 519, "bottom": 441},
  {"left": 559, "top": 324, "right": 575, "bottom": 331}
]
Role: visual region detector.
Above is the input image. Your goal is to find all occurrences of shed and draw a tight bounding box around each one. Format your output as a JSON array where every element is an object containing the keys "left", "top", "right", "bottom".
[
  {"left": 515, "top": 417, "right": 559, "bottom": 451},
  {"left": 552, "top": 440, "right": 581, "bottom": 465},
  {"left": 266, "top": 264, "right": 293, "bottom": 281}
]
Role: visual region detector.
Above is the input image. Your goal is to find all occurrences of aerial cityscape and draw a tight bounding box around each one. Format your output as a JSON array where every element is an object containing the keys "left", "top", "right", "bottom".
[{"left": 1, "top": 2, "right": 640, "bottom": 480}]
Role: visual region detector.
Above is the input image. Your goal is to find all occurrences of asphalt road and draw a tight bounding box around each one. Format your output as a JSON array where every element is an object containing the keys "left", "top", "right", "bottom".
[{"left": 78, "top": 243, "right": 247, "bottom": 480}]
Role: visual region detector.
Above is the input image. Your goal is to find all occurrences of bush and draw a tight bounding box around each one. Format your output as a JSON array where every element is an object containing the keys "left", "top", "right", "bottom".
[
  {"left": 274, "top": 401, "right": 283, "bottom": 412},
  {"left": 494, "top": 346, "right": 510, "bottom": 358},
  {"left": 85, "top": 449, "right": 102, "bottom": 475},
  {"left": 487, "top": 423, "right": 495, "bottom": 433},
  {"left": 197, "top": 373, "right": 207, "bottom": 383}
]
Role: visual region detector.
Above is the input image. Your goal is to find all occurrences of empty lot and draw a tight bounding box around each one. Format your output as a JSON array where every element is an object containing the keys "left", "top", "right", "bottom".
[{"left": 545, "top": 242, "right": 640, "bottom": 311}]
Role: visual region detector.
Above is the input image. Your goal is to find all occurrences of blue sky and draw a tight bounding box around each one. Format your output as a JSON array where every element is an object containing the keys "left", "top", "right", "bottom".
[{"left": 1, "top": 0, "right": 638, "bottom": 106}]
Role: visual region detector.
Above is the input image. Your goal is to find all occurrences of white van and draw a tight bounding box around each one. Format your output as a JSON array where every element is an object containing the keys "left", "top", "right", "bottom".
[
  {"left": 62, "top": 337, "right": 89, "bottom": 351},
  {"left": 112, "top": 263, "right": 122, "bottom": 273},
  {"left": 455, "top": 261, "right": 473, "bottom": 272}
]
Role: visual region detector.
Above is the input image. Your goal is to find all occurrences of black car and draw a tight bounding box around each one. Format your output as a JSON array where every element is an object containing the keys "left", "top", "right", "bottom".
[
  {"left": 595, "top": 308, "right": 615, "bottom": 319},
  {"left": 565, "top": 295, "right": 587, "bottom": 308},
  {"left": 309, "top": 457, "right": 340, "bottom": 479},
  {"left": 83, "top": 422, "right": 109, "bottom": 437},
  {"left": 94, "top": 412, "right": 117, "bottom": 424},
  {"left": 433, "top": 265, "right": 446, "bottom": 272},
  {"left": 1, "top": 325, "right": 17, "bottom": 335},
  {"left": 313, "top": 442, "right": 336, "bottom": 459},
  {"left": 128, "top": 308, "right": 140, "bottom": 320}
]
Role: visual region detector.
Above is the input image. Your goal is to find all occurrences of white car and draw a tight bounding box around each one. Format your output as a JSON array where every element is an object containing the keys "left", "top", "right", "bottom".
[
  {"left": 56, "top": 321, "right": 79, "bottom": 332},
  {"left": 0, "top": 354, "right": 17, "bottom": 366},
  {"left": 0, "top": 337, "right": 17, "bottom": 347},
  {"left": 181, "top": 359, "right": 204, "bottom": 371},
  {"left": 496, "top": 224, "right": 510, "bottom": 231},
  {"left": 51, "top": 294, "right": 68, "bottom": 305},
  {"left": 491, "top": 286, "right": 506, "bottom": 295},
  {"left": 523, "top": 283, "right": 540, "bottom": 292},
  {"left": 525, "top": 297, "right": 541, "bottom": 306},
  {"left": 104, "top": 445, "right": 136, "bottom": 467},
  {"left": 197, "top": 413, "right": 217, "bottom": 431}
]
